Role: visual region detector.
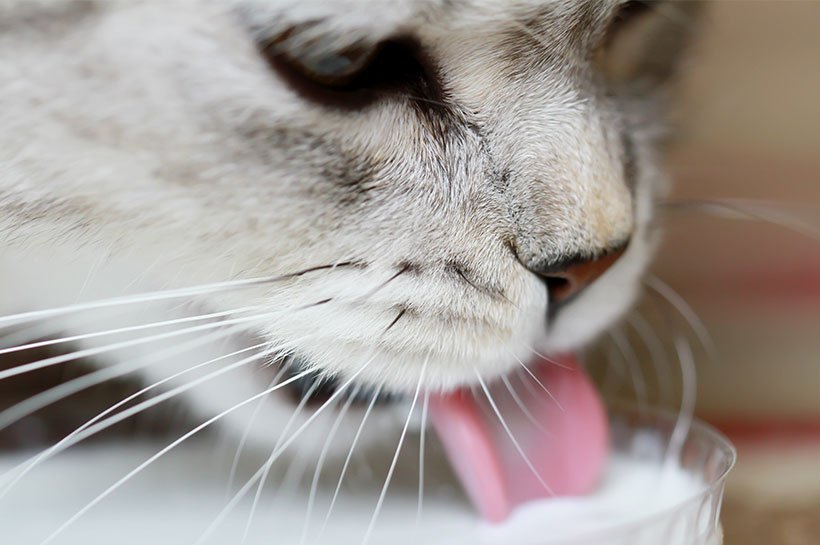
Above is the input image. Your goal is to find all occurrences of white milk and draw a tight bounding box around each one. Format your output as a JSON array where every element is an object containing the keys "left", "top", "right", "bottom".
[{"left": 0, "top": 429, "right": 728, "bottom": 545}]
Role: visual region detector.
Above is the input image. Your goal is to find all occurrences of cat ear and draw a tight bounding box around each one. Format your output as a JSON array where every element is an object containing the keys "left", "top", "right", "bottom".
[{"left": 595, "top": 1, "right": 705, "bottom": 91}]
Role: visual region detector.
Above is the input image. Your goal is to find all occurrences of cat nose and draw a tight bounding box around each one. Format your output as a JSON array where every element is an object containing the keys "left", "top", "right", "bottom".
[{"left": 534, "top": 246, "right": 628, "bottom": 306}]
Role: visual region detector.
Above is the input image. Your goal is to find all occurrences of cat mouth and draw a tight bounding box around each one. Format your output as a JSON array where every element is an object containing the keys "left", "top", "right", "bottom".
[
  {"left": 427, "top": 355, "right": 609, "bottom": 522},
  {"left": 279, "top": 354, "right": 609, "bottom": 523}
]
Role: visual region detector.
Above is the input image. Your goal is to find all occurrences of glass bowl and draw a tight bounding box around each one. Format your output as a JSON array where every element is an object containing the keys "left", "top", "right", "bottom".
[
  {"left": 0, "top": 406, "right": 735, "bottom": 545},
  {"left": 533, "top": 406, "right": 736, "bottom": 545}
]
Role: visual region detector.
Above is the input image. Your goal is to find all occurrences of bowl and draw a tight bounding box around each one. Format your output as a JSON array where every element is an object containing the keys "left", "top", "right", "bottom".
[{"left": 0, "top": 406, "right": 735, "bottom": 545}]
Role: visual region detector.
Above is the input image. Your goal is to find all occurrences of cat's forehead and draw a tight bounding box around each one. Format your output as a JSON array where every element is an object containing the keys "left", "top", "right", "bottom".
[
  {"left": 237, "top": 0, "right": 622, "bottom": 47},
  {"left": 239, "top": 0, "right": 618, "bottom": 19}
]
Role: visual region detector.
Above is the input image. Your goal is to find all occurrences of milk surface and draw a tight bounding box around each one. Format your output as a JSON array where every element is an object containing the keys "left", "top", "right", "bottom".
[{"left": 0, "top": 440, "right": 721, "bottom": 545}]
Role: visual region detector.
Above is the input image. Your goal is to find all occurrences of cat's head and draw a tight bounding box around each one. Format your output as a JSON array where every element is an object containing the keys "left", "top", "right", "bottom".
[{"left": 1, "top": 0, "right": 702, "bottom": 441}]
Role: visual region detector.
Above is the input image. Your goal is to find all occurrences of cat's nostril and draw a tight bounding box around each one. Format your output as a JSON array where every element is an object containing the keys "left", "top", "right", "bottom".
[
  {"left": 542, "top": 276, "right": 572, "bottom": 303},
  {"left": 536, "top": 245, "right": 628, "bottom": 307}
]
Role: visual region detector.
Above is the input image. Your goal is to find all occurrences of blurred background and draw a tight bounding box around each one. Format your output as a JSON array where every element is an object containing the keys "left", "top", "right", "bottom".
[{"left": 649, "top": 3, "right": 819, "bottom": 543}]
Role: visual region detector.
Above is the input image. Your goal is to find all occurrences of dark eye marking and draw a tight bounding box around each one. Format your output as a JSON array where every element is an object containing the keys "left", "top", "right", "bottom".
[{"left": 259, "top": 33, "right": 445, "bottom": 111}]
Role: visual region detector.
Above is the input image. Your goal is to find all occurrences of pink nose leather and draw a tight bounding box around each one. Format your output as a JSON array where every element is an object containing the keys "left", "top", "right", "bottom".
[{"left": 543, "top": 248, "right": 627, "bottom": 304}]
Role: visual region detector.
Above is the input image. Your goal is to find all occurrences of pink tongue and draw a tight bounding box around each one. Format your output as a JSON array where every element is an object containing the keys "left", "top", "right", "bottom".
[{"left": 428, "top": 356, "right": 608, "bottom": 523}]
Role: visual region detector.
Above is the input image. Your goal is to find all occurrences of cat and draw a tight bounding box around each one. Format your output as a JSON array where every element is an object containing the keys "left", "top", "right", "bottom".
[{"left": 0, "top": 0, "right": 704, "bottom": 539}]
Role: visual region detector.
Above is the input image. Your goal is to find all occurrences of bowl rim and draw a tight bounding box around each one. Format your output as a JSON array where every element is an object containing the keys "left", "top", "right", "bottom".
[
  {"left": 605, "top": 401, "right": 738, "bottom": 483},
  {"left": 531, "top": 402, "right": 738, "bottom": 544}
]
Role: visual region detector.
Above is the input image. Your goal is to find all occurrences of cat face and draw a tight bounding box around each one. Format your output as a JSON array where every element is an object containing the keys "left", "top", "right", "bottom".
[{"left": 0, "top": 0, "right": 700, "bottom": 442}]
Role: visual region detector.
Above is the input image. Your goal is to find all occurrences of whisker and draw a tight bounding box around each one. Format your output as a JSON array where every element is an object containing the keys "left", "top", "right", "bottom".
[
  {"left": 39, "top": 367, "right": 316, "bottom": 545},
  {"left": 0, "top": 305, "right": 263, "bottom": 357},
  {"left": 510, "top": 352, "right": 564, "bottom": 412},
  {"left": 664, "top": 335, "right": 697, "bottom": 475},
  {"left": 627, "top": 312, "right": 674, "bottom": 406},
  {"left": 0, "top": 296, "right": 338, "bottom": 383},
  {"left": 317, "top": 386, "right": 382, "bottom": 541},
  {"left": 638, "top": 282, "right": 699, "bottom": 471},
  {"left": 514, "top": 367, "right": 544, "bottom": 400},
  {"left": 0, "top": 309, "right": 285, "bottom": 382},
  {"left": 193, "top": 358, "right": 374, "bottom": 545},
  {"left": 659, "top": 198, "right": 820, "bottom": 242},
  {"left": 0, "top": 320, "right": 68, "bottom": 350},
  {"left": 356, "top": 265, "right": 409, "bottom": 302},
  {"left": 476, "top": 371, "right": 554, "bottom": 497},
  {"left": 0, "top": 342, "right": 281, "bottom": 499},
  {"left": 372, "top": 88, "right": 452, "bottom": 109},
  {"left": 521, "top": 343, "right": 574, "bottom": 370},
  {"left": 0, "top": 261, "right": 356, "bottom": 329},
  {"left": 416, "top": 391, "right": 430, "bottom": 524},
  {"left": 361, "top": 358, "right": 427, "bottom": 545},
  {"left": 645, "top": 275, "right": 717, "bottom": 362},
  {"left": 450, "top": 266, "right": 518, "bottom": 307},
  {"left": 225, "top": 370, "right": 288, "bottom": 495},
  {"left": 599, "top": 342, "right": 624, "bottom": 400},
  {"left": 0, "top": 338, "right": 282, "bottom": 497},
  {"left": 608, "top": 328, "right": 648, "bottom": 409},
  {"left": 267, "top": 428, "right": 320, "bottom": 518},
  {"left": 384, "top": 308, "right": 407, "bottom": 333},
  {"left": 241, "top": 379, "right": 324, "bottom": 543},
  {"left": 500, "top": 374, "right": 547, "bottom": 432},
  {"left": 298, "top": 385, "right": 360, "bottom": 545},
  {"left": 0, "top": 318, "right": 285, "bottom": 432},
  {"left": 489, "top": 327, "right": 567, "bottom": 407}
]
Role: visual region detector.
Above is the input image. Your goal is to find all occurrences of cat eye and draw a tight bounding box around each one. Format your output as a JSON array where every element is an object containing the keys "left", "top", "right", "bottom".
[
  {"left": 260, "top": 32, "right": 438, "bottom": 108},
  {"left": 263, "top": 38, "right": 380, "bottom": 89}
]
